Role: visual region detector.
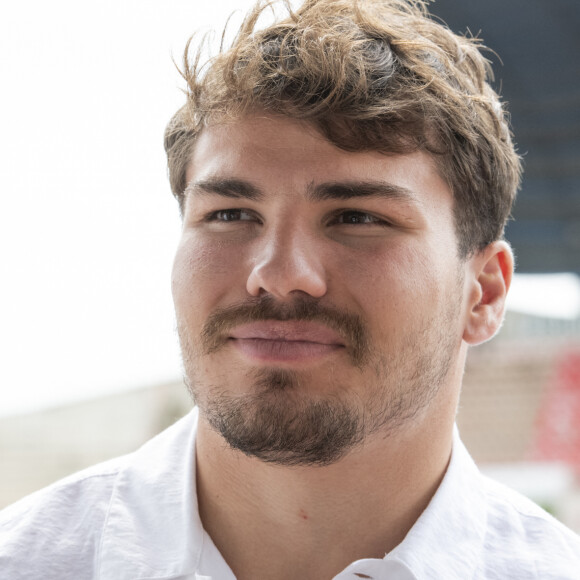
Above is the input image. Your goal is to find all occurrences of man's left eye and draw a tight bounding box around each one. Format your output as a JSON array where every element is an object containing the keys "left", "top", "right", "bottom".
[{"left": 331, "top": 211, "right": 387, "bottom": 226}]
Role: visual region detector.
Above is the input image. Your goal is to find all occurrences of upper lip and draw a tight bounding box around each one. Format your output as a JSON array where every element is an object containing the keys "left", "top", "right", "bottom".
[{"left": 228, "top": 321, "right": 345, "bottom": 345}]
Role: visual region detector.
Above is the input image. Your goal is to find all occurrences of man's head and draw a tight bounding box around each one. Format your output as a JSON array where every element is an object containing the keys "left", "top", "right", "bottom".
[
  {"left": 167, "top": 0, "right": 519, "bottom": 466},
  {"left": 165, "top": 0, "right": 521, "bottom": 259}
]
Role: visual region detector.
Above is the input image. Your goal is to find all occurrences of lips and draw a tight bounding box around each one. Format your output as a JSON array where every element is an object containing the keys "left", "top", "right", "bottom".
[
  {"left": 229, "top": 321, "right": 345, "bottom": 344},
  {"left": 228, "top": 321, "right": 345, "bottom": 363}
]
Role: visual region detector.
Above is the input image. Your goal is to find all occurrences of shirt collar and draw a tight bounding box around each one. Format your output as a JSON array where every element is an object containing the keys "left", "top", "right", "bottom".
[
  {"left": 385, "top": 426, "right": 488, "bottom": 578},
  {"left": 97, "top": 413, "right": 486, "bottom": 580},
  {"left": 97, "top": 408, "right": 205, "bottom": 580}
]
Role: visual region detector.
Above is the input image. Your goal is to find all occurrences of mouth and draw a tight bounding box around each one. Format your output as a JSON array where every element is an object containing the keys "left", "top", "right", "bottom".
[{"left": 228, "top": 321, "right": 346, "bottom": 363}]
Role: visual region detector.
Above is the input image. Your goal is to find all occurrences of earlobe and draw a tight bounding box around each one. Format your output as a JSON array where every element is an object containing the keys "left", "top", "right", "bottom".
[{"left": 463, "top": 241, "right": 514, "bottom": 346}]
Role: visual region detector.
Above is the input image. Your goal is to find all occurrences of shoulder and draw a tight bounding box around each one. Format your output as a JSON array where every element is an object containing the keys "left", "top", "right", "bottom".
[
  {"left": 478, "top": 474, "right": 580, "bottom": 579},
  {"left": 0, "top": 411, "right": 199, "bottom": 580},
  {"left": 0, "top": 455, "right": 126, "bottom": 580}
]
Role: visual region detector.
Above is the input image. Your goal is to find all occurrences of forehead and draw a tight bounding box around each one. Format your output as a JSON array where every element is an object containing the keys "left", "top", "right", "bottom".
[{"left": 185, "top": 114, "right": 453, "bottom": 214}]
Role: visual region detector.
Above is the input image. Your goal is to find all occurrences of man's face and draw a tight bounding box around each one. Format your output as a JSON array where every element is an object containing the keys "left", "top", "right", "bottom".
[{"left": 172, "top": 114, "right": 469, "bottom": 466}]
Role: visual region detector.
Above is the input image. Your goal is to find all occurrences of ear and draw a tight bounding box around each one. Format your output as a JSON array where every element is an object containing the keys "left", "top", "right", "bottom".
[{"left": 462, "top": 241, "right": 514, "bottom": 346}]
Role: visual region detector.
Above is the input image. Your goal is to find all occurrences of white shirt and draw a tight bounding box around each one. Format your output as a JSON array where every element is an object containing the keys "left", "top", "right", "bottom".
[{"left": 1, "top": 408, "right": 579, "bottom": 579}]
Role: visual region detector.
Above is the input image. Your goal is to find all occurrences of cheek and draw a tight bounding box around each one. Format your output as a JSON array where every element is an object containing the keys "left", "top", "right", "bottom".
[
  {"left": 337, "top": 243, "right": 445, "bottom": 335},
  {"left": 171, "top": 234, "right": 243, "bottom": 318},
  {"left": 340, "top": 242, "right": 429, "bottom": 297}
]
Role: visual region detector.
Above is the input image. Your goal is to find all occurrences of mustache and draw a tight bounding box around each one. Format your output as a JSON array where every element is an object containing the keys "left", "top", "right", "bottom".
[{"left": 200, "top": 295, "right": 370, "bottom": 367}]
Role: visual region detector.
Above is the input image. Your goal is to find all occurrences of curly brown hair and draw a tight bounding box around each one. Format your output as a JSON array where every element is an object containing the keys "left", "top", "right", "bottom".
[{"left": 164, "top": 0, "right": 522, "bottom": 258}]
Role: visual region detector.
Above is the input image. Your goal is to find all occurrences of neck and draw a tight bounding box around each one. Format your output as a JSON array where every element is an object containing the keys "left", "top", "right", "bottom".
[{"left": 195, "top": 400, "right": 456, "bottom": 580}]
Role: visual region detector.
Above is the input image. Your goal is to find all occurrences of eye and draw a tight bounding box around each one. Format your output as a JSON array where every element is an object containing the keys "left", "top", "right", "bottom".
[
  {"left": 206, "top": 209, "right": 259, "bottom": 223},
  {"left": 329, "top": 210, "right": 389, "bottom": 226}
]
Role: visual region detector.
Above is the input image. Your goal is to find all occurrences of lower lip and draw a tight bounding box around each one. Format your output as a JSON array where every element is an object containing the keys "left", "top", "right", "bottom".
[{"left": 230, "top": 338, "right": 343, "bottom": 363}]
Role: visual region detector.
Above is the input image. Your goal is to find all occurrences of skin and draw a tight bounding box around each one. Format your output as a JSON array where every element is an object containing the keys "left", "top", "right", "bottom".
[{"left": 172, "top": 114, "right": 513, "bottom": 579}]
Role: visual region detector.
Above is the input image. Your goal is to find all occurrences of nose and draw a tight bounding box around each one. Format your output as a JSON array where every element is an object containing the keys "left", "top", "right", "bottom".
[{"left": 246, "top": 222, "right": 328, "bottom": 299}]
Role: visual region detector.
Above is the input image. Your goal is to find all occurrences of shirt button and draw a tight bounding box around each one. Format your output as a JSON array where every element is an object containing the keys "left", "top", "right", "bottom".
[{"left": 334, "top": 557, "right": 416, "bottom": 580}]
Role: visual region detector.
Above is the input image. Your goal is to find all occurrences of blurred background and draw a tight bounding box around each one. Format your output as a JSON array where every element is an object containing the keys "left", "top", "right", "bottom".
[{"left": 1, "top": 0, "right": 579, "bottom": 531}]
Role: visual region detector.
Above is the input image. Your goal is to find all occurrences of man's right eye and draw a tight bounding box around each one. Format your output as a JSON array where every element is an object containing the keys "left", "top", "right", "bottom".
[{"left": 206, "top": 209, "right": 256, "bottom": 222}]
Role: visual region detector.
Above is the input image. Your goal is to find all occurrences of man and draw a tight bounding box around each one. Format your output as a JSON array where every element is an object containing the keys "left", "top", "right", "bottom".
[{"left": 2, "top": 0, "right": 580, "bottom": 578}]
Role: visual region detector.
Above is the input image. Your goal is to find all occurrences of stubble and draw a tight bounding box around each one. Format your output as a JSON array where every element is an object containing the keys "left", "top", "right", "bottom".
[{"left": 179, "top": 288, "right": 462, "bottom": 466}]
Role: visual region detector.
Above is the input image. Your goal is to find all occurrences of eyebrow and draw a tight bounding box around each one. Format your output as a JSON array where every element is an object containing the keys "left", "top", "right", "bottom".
[
  {"left": 186, "top": 177, "right": 418, "bottom": 204},
  {"left": 187, "top": 178, "right": 264, "bottom": 200},
  {"left": 306, "top": 181, "right": 418, "bottom": 203}
]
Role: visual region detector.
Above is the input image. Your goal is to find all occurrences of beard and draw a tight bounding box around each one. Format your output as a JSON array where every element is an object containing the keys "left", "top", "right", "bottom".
[
  {"left": 201, "top": 368, "right": 367, "bottom": 466},
  {"left": 178, "top": 291, "right": 461, "bottom": 467}
]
